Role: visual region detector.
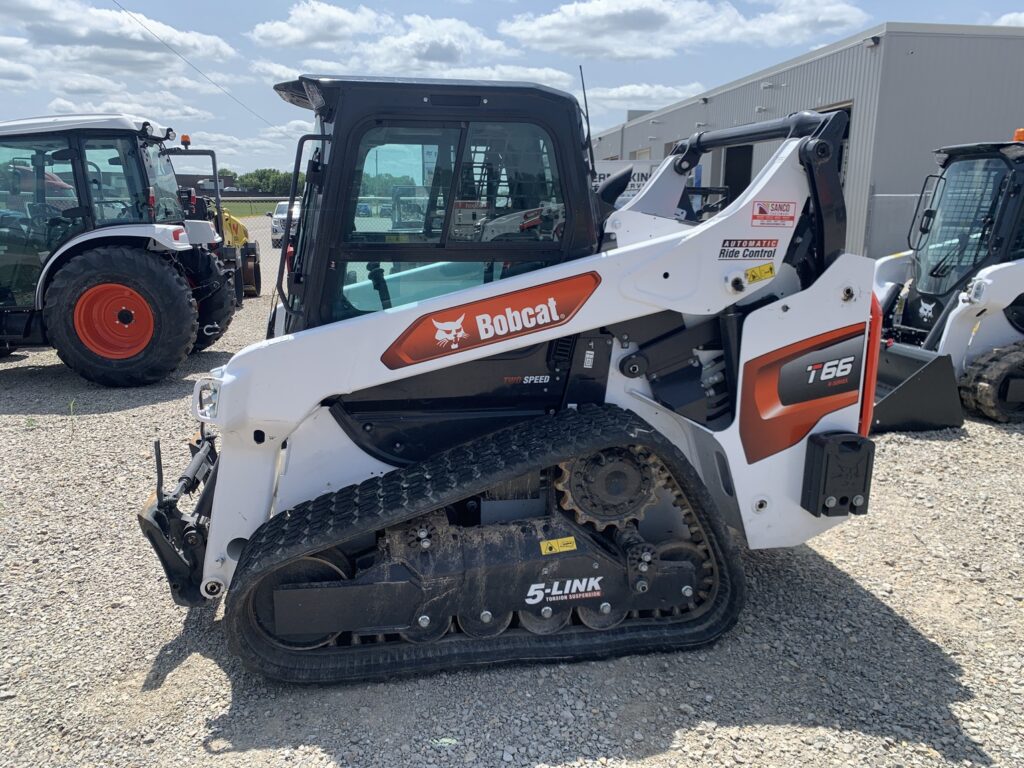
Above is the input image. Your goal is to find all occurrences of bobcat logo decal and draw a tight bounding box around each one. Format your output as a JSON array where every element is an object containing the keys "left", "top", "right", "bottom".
[
  {"left": 433, "top": 314, "right": 469, "bottom": 349},
  {"left": 919, "top": 301, "right": 935, "bottom": 322}
]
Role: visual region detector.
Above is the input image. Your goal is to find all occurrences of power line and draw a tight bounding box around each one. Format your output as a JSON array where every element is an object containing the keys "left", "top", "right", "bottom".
[{"left": 109, "top": 0, "right": 274, "bottom": 128}]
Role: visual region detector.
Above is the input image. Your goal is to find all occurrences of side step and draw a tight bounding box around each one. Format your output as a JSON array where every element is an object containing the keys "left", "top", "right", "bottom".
[{"left": 871, "top": 342, "right": 964, "bottom": 433}]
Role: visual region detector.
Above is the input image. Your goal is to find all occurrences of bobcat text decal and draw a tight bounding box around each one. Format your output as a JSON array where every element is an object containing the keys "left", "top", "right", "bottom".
[{"left": 381, "top": 272, "right": 601, "bottom": 369}]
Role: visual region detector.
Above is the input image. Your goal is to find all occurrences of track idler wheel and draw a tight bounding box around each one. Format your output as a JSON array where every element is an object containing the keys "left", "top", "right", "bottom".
[
  {"left": 458, "top": 610, "right": 513, "bottom": 639},
  {"left": 400, "top": 615, "right": 452, "bottom": 644},
  {"left": 250, "top": 553, "right": 351, "bottom": 650},
  {"left": 577, "top": 603, "right": 628, "bottom": 630},
  {"left": 518, "top": 607, "right": 572, "bottom": 635}
]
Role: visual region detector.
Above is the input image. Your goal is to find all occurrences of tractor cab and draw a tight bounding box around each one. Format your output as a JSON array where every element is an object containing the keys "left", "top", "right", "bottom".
[
  {"left": 270, "top": 76, "right": 602, "bottom": 336},
  {"left": 0, "top": 115, "right": 237, "bottom": 384}
]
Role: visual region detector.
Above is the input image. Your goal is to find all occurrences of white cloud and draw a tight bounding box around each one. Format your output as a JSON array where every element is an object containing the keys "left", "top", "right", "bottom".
[
  {"left": 51, "top": 73, "right": 126, "bottom": 96},
  {"left": 499, "top": 0, "right": 869, "bottom": 59},
  {"left": 261, "top": 119, "right": 315, "bottom": 141},
  {"left": 247, "top": 1, "right": 389, "bottom": 48},
  {"left": 157, "top": 76, "right": 224, "bottom": 96},
  {"left": 251, "top": 60, "right": 301, "bottom": 84},
  {"left": 994, "top": 12, "right": 1024, "bottom": 26},
  {"left": 584, "top": 82, "right": 705, "bottom": 117},
  {"left": 295, "top": 14, "right": 572, "bottom": 88},
  {"left": 5, "top": 0, "right": 235, "bottom": 59},
  {"left": 47, "top": 90, "right": 214, "bottom": 124}
]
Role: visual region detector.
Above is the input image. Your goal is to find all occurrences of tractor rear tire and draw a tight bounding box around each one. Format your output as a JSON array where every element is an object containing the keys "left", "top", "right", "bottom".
[
  {"left": 192, "top": 256, "right": 237, "bottom": 352},
  {"left": 43, "top": 246, "right": 198, "bottom": 387},
  {"left": 959, "top": 341, "right": 1024, "bottom": 423}
]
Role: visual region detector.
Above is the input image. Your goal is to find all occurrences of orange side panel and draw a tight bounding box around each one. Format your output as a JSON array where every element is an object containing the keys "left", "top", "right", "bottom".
[
  {"left": 740, "top": 322, "right": 866, "bottom": 464},
  {"left": 859, "top": 296, "right": 883, "bottom": 436}
]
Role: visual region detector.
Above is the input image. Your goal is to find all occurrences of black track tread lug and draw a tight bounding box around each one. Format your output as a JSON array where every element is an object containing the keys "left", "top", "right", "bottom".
[
  {"left": 225, "top": 404, "right": 746, "bottom": 684},
  {"left": 960, "top": 340, "right": 1024, "bottom": 422},
  {"left": 42, "top": 246, "right": 198, "bottom": 387}
]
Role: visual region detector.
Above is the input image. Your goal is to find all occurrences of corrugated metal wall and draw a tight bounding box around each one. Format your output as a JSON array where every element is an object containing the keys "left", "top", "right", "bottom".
[
  {"left": 594, "top": 24, "right": 1024, "bottom": 257},
  {"left": 867, "top": 29, "right": 1024, "bottom": 256}
]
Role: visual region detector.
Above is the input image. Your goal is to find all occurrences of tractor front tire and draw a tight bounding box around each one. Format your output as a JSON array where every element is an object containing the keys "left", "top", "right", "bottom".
[
  {"left": 43, "top": 246, "right": 198, "bottom": 387},
  {"left": 192, "top": 257, "right": 237, "bottom": 353},
  {"left": 959, "top": 341, "right": 1024, "bottom": 423}
]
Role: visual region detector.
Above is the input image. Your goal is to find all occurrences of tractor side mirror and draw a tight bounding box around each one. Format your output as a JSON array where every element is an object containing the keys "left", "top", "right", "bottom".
[
  {"left": 265, "top": 211, "right": 272, "bottom": 216},
  {"left": 50, "top": 148, "right": 75, "bottom": 163}
]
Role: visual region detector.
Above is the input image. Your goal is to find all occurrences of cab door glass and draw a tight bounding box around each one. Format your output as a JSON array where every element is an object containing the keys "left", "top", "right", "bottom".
[
  {"left": 83, "top": 136, "right": 148, "bottom": 225},
  {"left": 344, "top": 125, "right": 460, "bottom": 244},
  {"left": 0, "top": 136, "right": 84, "bottom": 307},
  {"left": 448, "top": 122, "right": 564, "bottom": 244}
]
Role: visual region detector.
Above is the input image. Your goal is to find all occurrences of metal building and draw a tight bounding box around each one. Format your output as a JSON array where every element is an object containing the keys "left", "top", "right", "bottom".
[{"left": 593, "top": 22, "right": 1024, "bottom": 256}]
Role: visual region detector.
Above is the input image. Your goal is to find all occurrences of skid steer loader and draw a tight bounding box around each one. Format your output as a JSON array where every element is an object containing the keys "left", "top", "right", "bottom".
[
  {"left": 872, "top": 133, "right": 1024, "bottom": 430},
  {"left": 138, "top": 76, "right": 879, "bottom": 684},
  {"left": 0, "top": 115, "right": 236, "bottom": 382}
]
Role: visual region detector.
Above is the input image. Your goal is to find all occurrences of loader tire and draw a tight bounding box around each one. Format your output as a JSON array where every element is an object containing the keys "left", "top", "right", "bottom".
[
  {"left": 43, "top": 246, "right": 197, "bottom": 387},
  {"left": 192, "top": 261, "right": 236, "bottom": 353},
  {"left": 225, "top": 404, "right": 746, "bottom": 684},
  {"left": 959, "top": 341, "right": 1024, "bottom": 423}
]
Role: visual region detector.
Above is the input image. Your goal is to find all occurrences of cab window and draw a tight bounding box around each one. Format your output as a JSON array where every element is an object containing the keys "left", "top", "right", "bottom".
[
  {"left": 448, "top": 122, "right": 564, "bottom": 244},
  {"left": 0, "top": 136, "right": 85, "bottom": 307},
  {"left": 344, "top": 125, "right": 460, "bottom": 244}
]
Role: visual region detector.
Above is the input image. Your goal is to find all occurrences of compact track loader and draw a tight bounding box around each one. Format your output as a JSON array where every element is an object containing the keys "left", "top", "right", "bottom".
[
  {"left": 139, "top": 77, "right": 879, "bottom": 684},
  {"left": 873, "top": 134, "right": 1024, "bottom": 430}
]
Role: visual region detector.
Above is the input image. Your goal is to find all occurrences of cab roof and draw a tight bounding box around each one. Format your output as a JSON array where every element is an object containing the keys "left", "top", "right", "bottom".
[
  {"left": 0, "top": 113, "right": 163, "bottom": 137},
  {"left": 274, "top": 74, "right": 579, "bottom": 115}
]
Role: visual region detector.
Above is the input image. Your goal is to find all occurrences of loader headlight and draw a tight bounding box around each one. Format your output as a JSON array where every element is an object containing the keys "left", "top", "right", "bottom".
[
  {"left": 966, "top": 279, "right": 986, "bottom": 304},
  {"left": 193, "top": 378, "right": 221, "bottom": 422}
]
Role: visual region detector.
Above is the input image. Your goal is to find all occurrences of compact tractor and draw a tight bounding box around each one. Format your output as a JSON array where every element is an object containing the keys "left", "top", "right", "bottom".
[
  {"left": 0, "top": 115, "right": 237, "bottom": 385},
  {"left": 139, "top": 77, "right": 879, "bottom": 684},
  {"left": 873, "top": 131, "right": 1024, "bottom": 429}
]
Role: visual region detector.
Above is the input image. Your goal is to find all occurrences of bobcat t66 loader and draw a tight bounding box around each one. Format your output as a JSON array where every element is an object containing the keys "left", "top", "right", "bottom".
[
  {"left": 873, "top": 133, "right": 1024, "bottom": 429},
  {"left": 139, "top": 77, "right": 880, "bottom": 683},
  {"left": 0, "top": 115, "right": 237, "bottom": 384}
]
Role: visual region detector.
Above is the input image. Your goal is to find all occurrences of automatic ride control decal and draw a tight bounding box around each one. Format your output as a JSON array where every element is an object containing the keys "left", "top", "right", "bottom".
[
  {"left": 719, "top": 239, "right": 778, "bottom": 260},
  {"left": 381, "top": 272, "right": 601, "bottom": 369}
]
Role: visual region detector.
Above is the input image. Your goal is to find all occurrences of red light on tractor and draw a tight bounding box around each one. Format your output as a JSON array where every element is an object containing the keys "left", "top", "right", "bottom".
[
  {"left": 171, "top": 227, "right": 185, "bottom": 242},
  {"left": 147, "top": 187, "right": 156, "bottom": 221},
  {"left": 285, "top": 244, "right": 295, "bottom": 272},
  {"left": 181, "top": 133, "right": 191, "bottom": 148},
  {"left": 1014, "top": 128, "right": 1024, "bottom": 142}
]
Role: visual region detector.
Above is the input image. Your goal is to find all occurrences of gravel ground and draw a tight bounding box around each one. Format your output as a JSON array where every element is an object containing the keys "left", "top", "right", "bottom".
[{"left": 1, "top": 226, "right": 1022, "bottom": 767}]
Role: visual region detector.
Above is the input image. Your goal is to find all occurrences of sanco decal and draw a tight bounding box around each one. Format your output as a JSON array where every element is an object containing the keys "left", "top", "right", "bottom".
[
  {"left": 381, "top": 272, "right": 601, "bottom": 369},
  {"left": 751, "top": 200, "right": 797, "bottom": 227},
  {"left": 719, "top": 238, "right": 778, "bottom": 260}
]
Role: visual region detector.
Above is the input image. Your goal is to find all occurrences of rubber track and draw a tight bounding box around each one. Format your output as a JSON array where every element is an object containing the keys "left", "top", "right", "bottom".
[
  {"left": 959, "top": 340, "right": 1024, "bottom": 422},
  {"left": 225, "top": 404, "right": 745, "bottom": 683}
]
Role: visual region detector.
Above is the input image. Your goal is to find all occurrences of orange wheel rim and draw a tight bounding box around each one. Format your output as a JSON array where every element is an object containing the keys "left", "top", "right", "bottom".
[{"left": 73, "top": 283, "right": 155, "bottom": 360}]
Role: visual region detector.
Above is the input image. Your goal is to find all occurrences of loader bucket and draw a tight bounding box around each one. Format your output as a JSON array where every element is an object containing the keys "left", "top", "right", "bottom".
[{"left": 871, "top": 342, "right": 964, "bottom": 432}]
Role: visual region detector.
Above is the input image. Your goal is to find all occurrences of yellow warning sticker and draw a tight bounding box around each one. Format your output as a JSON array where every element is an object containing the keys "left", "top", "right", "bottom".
[
  {"left": 540, "top": 536, "right": 577, "bottom": 556},
  {"left": 745, "top": 262, "right": 776, "bottom": 285}
]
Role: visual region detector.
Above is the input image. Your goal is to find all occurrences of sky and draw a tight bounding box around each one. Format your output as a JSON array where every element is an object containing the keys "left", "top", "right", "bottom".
[{"left": 2, "top": 0, "right": 1023, "bottom": 173}]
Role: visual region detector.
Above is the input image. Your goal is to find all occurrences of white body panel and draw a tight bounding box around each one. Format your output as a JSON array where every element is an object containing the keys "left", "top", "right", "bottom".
[
  {"left": 182, "top": 219, "right": 220, "bottom": 247},
  {"left": 191, "top": 138, "right": 874, "bottom": 595},
  {"left": 937, "top": 261, "right": 1024, "bottom": 377},
  {"left": 0, "top": 113, "right": 156, "bottom": 136},
  {"left": 872, "top": 252, "right": 1024, "bottom": 377},
  {"left": 34, "top": 224, "right": 192, "bottom": 308}
]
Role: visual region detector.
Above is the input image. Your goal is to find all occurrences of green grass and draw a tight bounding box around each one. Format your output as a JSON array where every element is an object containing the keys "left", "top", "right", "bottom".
[{"left": 222, "top": 200, "right": 278, "bottom": 218}]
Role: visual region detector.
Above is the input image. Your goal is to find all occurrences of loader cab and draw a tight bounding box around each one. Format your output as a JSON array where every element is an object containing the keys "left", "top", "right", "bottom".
[
  {"left": 272, "top": 75, "right": 600, "bottom": 334},
  {"left": 901, "top": 141, "right": 1024, "bottom": 336}
]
